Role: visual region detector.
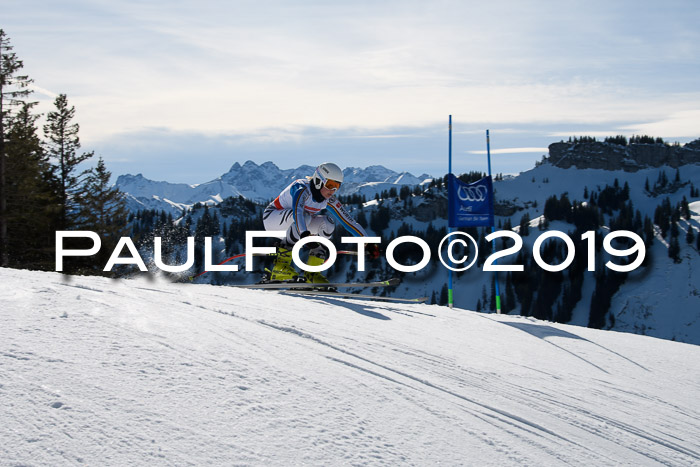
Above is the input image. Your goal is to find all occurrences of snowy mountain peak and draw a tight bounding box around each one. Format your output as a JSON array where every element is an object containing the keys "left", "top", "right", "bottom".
[
  {"left": 117, "top": 162, "right": 432, "bottom": 215},
  {"left": 387, "top": 171, "right": 424, "bottom": 185},
  {"left": 243, "top": 159, "right": 262, "bottom": 168}
]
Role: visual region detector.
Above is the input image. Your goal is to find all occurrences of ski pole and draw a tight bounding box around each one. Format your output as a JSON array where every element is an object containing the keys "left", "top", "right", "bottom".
[{"left": 188, "top": 252, "right": 247, "bottom": 280}]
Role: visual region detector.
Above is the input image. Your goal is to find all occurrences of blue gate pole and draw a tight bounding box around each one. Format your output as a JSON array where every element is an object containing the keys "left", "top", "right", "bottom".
[
  {"left": 448, "top": 116, "right": 454, "bottom": 308},
  {"left": 486, "top": 130, "right": 501, "bottom": 314}
]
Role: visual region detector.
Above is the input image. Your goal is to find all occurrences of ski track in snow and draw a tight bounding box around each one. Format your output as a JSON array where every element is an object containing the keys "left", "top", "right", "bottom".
[{"left": 1, "top": 268, "right": 700, "bottom": 466}]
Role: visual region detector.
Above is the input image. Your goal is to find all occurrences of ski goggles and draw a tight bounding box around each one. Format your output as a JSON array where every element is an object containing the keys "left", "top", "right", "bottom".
[{"left": 323, "top": 179, "right": 342, "bottom": 192}]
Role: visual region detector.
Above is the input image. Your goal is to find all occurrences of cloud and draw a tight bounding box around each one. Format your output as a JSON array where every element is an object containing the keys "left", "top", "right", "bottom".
[
  {"left": 621, "top": 110, "right": 700, "bottom": 139},
  {"left": 28, "top": 84, "right": 58, "bottom": 100},
  {"left": 6, "top": 0, "right": 700, "bottom": 182},
  {"left": 11, "top": 0, "right": 700, "bottom": 147},
  {"left": 346, "top": 133, "right": 425, "bottom": 139},
  {"left": 545, "top": 109, "right": 700, "bottom": 141},
  {"left": 468, "top": 147, "right": 549, "bottom": 155}
]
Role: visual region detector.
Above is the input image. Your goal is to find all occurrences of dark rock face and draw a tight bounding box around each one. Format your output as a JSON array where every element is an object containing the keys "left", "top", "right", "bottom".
[{"left": 547, "top": 139, "right": 700, "bottom": 171}]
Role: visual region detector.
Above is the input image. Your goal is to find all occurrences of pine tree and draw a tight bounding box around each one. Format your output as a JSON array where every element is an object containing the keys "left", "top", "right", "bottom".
[
  {"left": 356, "top": 209, "right": 367, "bottom": 228},
  {"left": 644, "top": 216, "right": 654, "bottom": 246},
  {"left": 73, "top": 158, "right": 128, "bottom": 272},
  {"left": 43, "top": 93, "right": 93, "bottom": 229},
  {"left": 195, "top": 206, "right": 218, "bottom": 239},
  {"left": 589, "top": 270, "right": 611, "bottom": 329},
  {"left": 504, "top": 272, "right": 516, "bottom": 314},
  {"left": 681, "top": 197, "right": 691, "bottom": 220},
  {"left": 0, "top": 29, "right": 34, "bottom": 266},
  {"left": 5, "top": 103, "right": 60, "bottom": 268},
  {"left": 519, "top": 213, "right": 530, "bottom": 237},
  {"left": 76, "top": 158, "right": 128, "bottom": 233},
  {"left": 668, "top": 237, "right": 681, "bottom": 263},
  {"left": 670, "top": 220, "right": 679, "bottom": 239},
  {"left": 439, "top": 284, "right": 448, "bottom": 306}
]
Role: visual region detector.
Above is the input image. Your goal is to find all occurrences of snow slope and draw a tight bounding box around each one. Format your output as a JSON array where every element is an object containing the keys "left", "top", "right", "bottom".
[{"left": 2, "top": 268, "right": 699, "bottom": 466}]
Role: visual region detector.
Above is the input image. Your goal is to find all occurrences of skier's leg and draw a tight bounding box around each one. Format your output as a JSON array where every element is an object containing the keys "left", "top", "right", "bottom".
[
  {"left": 305, "top": 214, "right": 336, "bottom": 259},
  {"left": 262, "top": 207, "right": 301, "bottom": 281},
  {"left": 302, "top": 215, "right": 336, "bottom": 284},
  {"left": 263, "top": 206, "right": 296, "bottom": 239},
  {"left": 262, "top": 209, "right": 336, "bottom": 283}
]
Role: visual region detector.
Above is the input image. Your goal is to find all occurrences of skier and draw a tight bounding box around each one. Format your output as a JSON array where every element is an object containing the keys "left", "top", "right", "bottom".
[{"left": 262, "top": 162, "right": 378, "bottom": 284}]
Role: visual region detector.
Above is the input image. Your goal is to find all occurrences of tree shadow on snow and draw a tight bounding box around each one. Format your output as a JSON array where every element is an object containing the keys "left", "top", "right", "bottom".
[
  {"left": 302, "top": 296, "right": 393, "bottom": 320},
  {"left": 500, "top": 321, "right": 649, "bottom": 373},
  {"left": 504, "top": 322, "right": 583, "bottom": 340}
]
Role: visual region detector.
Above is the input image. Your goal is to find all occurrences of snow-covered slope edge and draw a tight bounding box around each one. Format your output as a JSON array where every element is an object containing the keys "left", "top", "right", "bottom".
[{"left": 2, "top": 268, "right": 699, "bottom": 466}]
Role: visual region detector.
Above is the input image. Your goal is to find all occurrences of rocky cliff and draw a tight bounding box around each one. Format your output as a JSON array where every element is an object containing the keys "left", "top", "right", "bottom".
[{"left": 547, "top": 138, "right": 700, "bottom": 171}]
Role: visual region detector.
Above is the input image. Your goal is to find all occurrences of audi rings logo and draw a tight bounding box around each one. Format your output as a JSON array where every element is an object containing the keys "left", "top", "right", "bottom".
[{"left": 457, "top": 185, "right": 488, "bottom": 202}]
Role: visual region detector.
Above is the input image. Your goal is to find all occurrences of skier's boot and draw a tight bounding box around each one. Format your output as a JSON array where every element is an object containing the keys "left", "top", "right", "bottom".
[
  {"left": 303, "top": 255, "right": 335, "bottom": 290},
  {"left": 268, "top": 245, "right": 299, "bottom": 282}
]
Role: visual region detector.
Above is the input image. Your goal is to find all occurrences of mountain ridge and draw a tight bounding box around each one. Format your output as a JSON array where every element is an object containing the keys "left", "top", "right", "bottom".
[
  {"left": 116, "top": 161, "right": 432, "bottom": 215},
  {"left": 548, "top": 137, "right": 700, "bottom": 171}
]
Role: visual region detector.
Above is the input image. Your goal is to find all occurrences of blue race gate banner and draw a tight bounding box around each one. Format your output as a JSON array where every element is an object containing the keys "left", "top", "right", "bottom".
[{"left": 448, "top": 174, "right": 494, "bottom": 227}]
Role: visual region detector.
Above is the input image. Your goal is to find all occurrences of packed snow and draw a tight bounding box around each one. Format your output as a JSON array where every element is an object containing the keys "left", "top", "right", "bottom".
[{"left": 2, "top": 267, "right": 699, "bottom": 465}]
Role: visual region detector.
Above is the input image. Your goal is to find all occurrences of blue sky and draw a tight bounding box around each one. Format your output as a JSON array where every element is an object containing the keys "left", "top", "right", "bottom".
[{"left": 5, "top": 0, "right": 700, "bottom": 182}]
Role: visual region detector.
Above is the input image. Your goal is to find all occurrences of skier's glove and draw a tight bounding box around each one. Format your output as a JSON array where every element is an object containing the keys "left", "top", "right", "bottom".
[
  {"left": 299, "top": 231, "right": 320, "bottom": 250},
  {"left": 366, "top": 243, "right": 380, "bottom": 259}
]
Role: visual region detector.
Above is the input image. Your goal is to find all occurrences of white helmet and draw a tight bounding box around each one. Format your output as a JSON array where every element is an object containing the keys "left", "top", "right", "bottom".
[{"left": 312, "top": 162, "right": 344, "bottom": 191}]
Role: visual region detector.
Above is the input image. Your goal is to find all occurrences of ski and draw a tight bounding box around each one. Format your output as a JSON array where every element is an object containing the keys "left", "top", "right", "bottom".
[
  {"left": 232, "top": 277, "right": 400, "bottom": 290},
  {"left": 280, "top": 289, "right": 429, "bottom": 303},
  {"left": 189, "top": 250, "right": 360, "bottom": 281}
]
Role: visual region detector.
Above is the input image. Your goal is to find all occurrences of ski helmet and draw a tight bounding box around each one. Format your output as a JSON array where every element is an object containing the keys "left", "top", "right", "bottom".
[{"left": 312, "top": 162, "right": 344, "bottom": 191}]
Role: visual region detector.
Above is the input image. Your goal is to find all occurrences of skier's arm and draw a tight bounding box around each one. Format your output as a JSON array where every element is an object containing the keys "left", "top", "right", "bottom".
[{"left": 326, "top": 197, "right": 368, "bottom": 237}]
